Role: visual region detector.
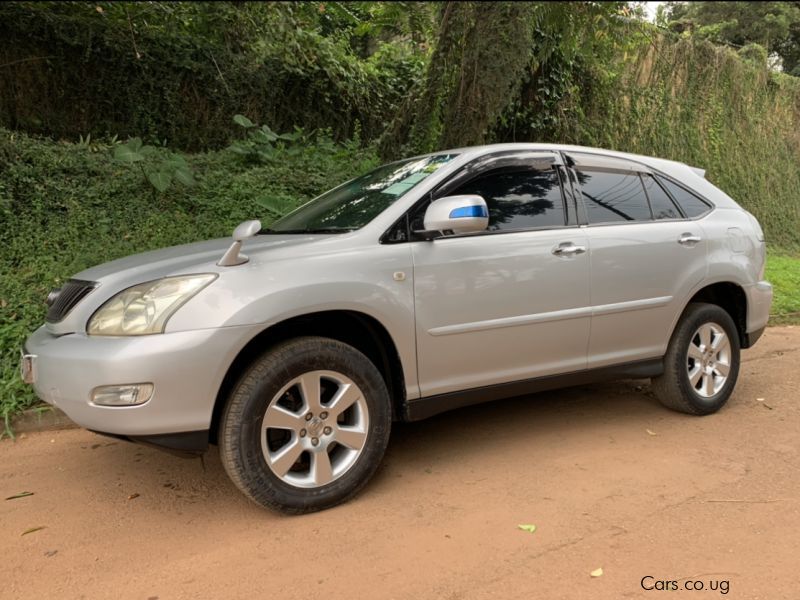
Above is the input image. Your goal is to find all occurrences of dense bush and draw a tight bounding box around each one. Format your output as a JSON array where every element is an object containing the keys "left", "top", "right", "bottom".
[
  {"left": 0, "top": 2, "right": 427, "bottom": 150},
  {"left": 0, "top": 128, "right": 378, "bottom": 432}
]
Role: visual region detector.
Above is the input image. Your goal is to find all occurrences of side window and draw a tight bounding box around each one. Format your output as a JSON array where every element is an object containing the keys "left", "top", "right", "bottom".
[
  {"left": 656, "top": 176, "right": 711, "bottom": 218},
  {"left": 576, "top": 169, "right": 652, "bottom": 224},
  {"left": 451, "top": 168, "right": 566, "bottom": 231},
  {"left": 642, "top": 174, "right": 681, "bottom": 220}
]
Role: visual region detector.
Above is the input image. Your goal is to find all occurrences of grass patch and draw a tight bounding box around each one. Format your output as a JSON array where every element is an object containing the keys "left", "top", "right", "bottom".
[{"left": 767, "top": 253, "right": 800, "bottom": 325}]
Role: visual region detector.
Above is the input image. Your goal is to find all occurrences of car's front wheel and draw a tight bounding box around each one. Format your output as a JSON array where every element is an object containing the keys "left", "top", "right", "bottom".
[
  {"left": 219, "top": 337, "right": 391, "bottom": 514},
  {"left": 652, "top": 302, "right": 741, "bottom": 415}
]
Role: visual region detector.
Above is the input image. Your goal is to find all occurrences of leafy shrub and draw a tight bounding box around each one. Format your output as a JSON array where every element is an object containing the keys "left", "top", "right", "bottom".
[
  {"left": 228, "top": 115, "right": 304, "bottom": 164},
  {"left": 113, "top": 137, "right": 196, "bottom": 193},
  {"left": 738, "top": 43, "right": 769, "bottom": 66}
]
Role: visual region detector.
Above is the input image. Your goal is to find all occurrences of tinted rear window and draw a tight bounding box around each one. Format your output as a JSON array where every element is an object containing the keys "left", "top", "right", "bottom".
[
  {"left": 642, "top": 174, "right": 681, "bottom": 220},
  {"left": 657, "top": 177, "right": 711, "bottom": 218},
  {"left": 576, "top": 170, "right": 652, "bottom": 224}
]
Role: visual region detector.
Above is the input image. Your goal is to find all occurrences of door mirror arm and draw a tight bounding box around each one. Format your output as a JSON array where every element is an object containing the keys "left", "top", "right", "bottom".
[{"left": 411, "top": 229, "right": 445, "bottom": 241}]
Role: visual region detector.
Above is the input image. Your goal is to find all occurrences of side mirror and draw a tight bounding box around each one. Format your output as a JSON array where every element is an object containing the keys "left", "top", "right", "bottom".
[
  {"left": 417, "top": 195, "right": 489, "bottom": 239},
  {"left": 218, "top": 219, "right": 262, "bottom": 267},
  {"left": 233, "top": 219, "right": 262, "bottom": 241}
]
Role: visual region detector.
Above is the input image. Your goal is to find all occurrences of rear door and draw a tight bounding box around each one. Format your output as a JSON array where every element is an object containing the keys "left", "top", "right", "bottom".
[{"left": 565, "top": 152, "right": 709, "bottom": 368}]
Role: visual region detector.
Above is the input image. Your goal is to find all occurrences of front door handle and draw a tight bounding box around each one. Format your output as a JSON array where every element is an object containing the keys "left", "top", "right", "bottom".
[
  {"left": 678, "top": 233, "right": 702, "bottom": 246},
  {"left": 552, "top": 242, "right": 586, "bottom": 257}
]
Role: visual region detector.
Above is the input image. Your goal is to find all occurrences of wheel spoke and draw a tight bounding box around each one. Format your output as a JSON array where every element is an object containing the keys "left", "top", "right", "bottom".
[
  {"left": 715, "top": 360, "right": 730, "bottom": 377},
  {"left": 714, "top": 337, "right": 731, "bottom": 358},
  {"left": 689, "top": 364, "right": 703, "bottom": 388},
  {"left": 264, "top": 404, "right": 304, "bottom": 431},
  {"left": 327, "top": 383, "right": 361, "bottom": 418},
  {"left": 311, "top": 449, "right": 334, "bottom": 486},
  {"left": 688, "top": 343, "right": 704, "bottom": 361},
  {"left": 269, "top": 439, "right": 304, "bottom": 477},
  {"left": 699, "top": 324, "right": 712, "bottom": 350},
  {"left": 298, "top": 372, "right": 322, "bottom": 413},
  {"left": 703, "top": 372, "right": 715, "bottom": 397},
  {"left": 711, "top": 331, "right": 728, "bottom": 352},
  {"left": 335, "top": 426, "right": 367, "bottom": 450}
]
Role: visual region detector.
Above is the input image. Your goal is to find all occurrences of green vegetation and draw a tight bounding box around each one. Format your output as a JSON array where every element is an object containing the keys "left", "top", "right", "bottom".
[
  {"left": 0, "top": 128, "right": 377, "bottom": 433},
  {"left": 662, "top": 1, "right": 800, "bottom": 75},
  {"left": 2, "top": 1, "right": 800, "bottom": 426},
  {"left": 766, "top": 254, "right": 800, "bottom": 323},
  {"left": 0, "top": 2, "right": 430, "bottom": 149}
]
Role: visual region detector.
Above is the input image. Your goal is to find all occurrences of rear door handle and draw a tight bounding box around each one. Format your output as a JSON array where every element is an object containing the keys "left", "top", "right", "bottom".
[
  {"left": 552, "top": 242, "right": 586, "bottom": 257},
  {"left": 678, "top": 233, "right": 702, "bottom": 245}
]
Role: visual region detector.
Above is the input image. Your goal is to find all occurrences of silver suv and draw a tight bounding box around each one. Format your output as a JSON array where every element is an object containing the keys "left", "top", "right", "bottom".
[{"left": 22, "top": 144, "right": 773, "bottom": 513}]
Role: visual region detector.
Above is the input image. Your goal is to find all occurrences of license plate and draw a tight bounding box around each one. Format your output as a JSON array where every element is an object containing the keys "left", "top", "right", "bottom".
[{"left": 20, "top": 351, "right": 36, "bottom": 385}]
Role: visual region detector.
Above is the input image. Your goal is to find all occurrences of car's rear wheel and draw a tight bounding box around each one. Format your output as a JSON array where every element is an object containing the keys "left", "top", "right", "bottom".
[
  {"left": 219, "top": 337, "right": 391, "bottom": 514},
  {"left": 652, "top": 302, "right": 740, "bottom": 415}
]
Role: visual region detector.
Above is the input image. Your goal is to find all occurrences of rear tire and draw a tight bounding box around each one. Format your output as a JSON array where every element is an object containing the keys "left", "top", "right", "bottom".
[
  {"left": 652, "top": 302, "right": 740, "bottom": 415},
  {"left": 219, "top": 336, "right": 391, "bottom": 514}
]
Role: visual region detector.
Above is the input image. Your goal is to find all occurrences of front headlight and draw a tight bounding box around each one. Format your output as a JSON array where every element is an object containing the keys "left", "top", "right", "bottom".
[{"left": 87, "top": 274, "right": 217, "bottom": 336}]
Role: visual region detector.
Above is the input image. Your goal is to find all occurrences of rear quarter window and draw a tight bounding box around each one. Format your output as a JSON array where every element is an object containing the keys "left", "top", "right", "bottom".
[
  {"left": 656, "top": 176, "right": 712, "bottom": 218},
  {"left": 642, "top": 174, "right": 681, "bottom": 220}
]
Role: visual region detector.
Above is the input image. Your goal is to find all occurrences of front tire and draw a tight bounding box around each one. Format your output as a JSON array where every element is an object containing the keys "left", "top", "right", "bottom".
[
  {"left": 219, "top": 337, "right": 392, "bottom": 514},
  {"left": 652, "top": 302, "right": 741, "bottom": 415}
]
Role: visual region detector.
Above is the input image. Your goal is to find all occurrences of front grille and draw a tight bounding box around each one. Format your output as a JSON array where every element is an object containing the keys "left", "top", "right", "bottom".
[{"left": 46, "top": 279, "right": 97, "bottom": 323}]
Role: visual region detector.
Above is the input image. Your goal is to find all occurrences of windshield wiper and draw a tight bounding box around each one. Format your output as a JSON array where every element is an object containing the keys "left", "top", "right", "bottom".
[{"left": 258, "top": 228, "right": 355, "bottom": 235}]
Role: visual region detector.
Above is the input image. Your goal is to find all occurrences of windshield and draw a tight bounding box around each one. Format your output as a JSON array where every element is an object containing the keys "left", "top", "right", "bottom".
[{"left": 263, "top": 154, "right": 458, "bottom": 233}]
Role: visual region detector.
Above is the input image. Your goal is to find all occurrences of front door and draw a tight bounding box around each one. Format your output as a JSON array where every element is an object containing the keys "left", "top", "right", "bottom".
[{"left": 411, "top": 158, "right": 592, "bottom": 397}]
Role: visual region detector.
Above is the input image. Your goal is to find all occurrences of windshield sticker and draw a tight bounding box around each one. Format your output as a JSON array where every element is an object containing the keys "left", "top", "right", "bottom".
[
  {"left": 381, "top": 171, "right": 433, "bottom": 195},
  {"left": 382, "top": 181, "right": 417, "bottom": 196}
]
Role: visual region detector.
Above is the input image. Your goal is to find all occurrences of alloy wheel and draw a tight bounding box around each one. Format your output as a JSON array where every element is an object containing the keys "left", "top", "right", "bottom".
[
  {"left": 686, "top": 322, "right": 731, "bottom": 398},
  {"left": 260, "top": 370, "right": 369, "bottom": 488}
]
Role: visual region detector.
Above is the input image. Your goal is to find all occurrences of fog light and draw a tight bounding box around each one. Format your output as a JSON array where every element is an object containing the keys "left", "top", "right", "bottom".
[{"left": 91, "top": 383, "right": 154, "bottom": 406}]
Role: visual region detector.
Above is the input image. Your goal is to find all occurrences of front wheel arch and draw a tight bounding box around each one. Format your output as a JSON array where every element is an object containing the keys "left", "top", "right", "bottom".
[{"left": 210, "top": 310, "right": 406, "bottom": 444}]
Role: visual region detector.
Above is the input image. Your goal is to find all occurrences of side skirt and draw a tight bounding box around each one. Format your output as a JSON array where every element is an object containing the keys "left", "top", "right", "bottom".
[{"left": 403, "top": 358, "right": 663, "bottom": 422}]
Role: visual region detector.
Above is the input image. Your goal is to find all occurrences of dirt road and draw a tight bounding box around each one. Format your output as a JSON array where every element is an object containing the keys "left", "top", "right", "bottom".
[{"left": 2, "top": 327, "right": 799, "bottom": 599}]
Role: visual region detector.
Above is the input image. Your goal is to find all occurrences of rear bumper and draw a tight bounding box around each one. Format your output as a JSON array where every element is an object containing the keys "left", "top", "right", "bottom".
[
  {"left": 744, "top": 280, "right": 772, "bottom": 342},
  {"left": 22, "top": 323, "right": 260, "bottom": 437}
]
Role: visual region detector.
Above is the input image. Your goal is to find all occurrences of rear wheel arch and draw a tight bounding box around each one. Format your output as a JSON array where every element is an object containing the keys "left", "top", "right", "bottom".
[
  {"left": 210, "top": 310, "right": 406, "bottom": 444},
  {"left": 673, "top": 282, "right": 749, "bottom": 348}
]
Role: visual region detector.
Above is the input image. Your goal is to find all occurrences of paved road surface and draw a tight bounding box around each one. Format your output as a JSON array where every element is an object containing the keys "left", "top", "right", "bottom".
[{"left": 2, "top": 327, "right": 799, "bottom": 599}]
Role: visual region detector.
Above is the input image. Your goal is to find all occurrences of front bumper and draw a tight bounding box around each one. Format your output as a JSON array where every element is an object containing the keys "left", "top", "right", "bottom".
[{"left": 23, "top": 324, "right": 260, "bottom": 437}]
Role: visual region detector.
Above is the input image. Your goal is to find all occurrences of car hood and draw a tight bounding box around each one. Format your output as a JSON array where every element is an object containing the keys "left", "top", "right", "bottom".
[
  {"left": 46, "top": 234, "right": 336, "bottom": 335},
  {"left": 75, "top": 234, "right": 332, "bottom": 283}
]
